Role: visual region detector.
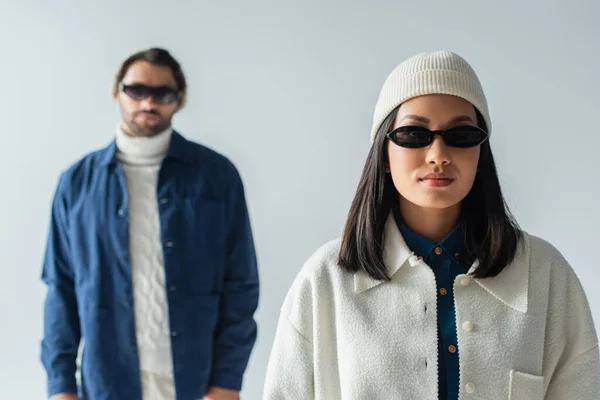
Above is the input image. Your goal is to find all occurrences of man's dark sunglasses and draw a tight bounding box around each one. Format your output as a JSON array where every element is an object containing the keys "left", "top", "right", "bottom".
[
  {"left": 119, "top": 83, "right": 181, "bottom": 105},
  {"left": 387, "top": 125, "right": 488, "bottom": 149}
]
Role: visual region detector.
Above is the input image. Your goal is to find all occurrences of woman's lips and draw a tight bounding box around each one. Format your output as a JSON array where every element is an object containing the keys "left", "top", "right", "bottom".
[
  {"left": 420, "top": 178, "right": 454, "bottom": 187},
  {"left": 420, "top": 173, "right": 454, "bottom": 187}
]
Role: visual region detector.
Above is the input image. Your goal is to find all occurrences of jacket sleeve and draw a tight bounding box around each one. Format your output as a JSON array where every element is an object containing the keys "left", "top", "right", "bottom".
[
  {"left": 544, "top": 261, "right": 600, "bottom": 399},
  {"left": 263, "top": 315, "right": 314, "bottom": 400},
  {"left": 209, "top": 166, "right": 259, "bottom": 391},
  {"left": 40, "top": 173, "right": 81, "bottom": 398},
  {"left": 545, "top": 346, "right": 599, "bottom": 400}
]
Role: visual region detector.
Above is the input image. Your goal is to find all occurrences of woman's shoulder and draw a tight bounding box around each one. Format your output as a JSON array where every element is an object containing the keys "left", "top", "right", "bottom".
[
  {"left": 301, "top": 237, "right": 343, "bottom": 273},
  {"left": 525, "top": 232, "right": 566, "bottom": 263},
  {"left": 289, "top": 238, "right": 348, "bottom": 291},
  {"left": 279, "top": 238, "right": 351, "bottom": 318},
  {"left": 522, "top": 231, "right": 580, "bottom": 283}
]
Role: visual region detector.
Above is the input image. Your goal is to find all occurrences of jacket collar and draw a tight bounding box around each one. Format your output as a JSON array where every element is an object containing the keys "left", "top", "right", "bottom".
[
  {"left": 353, "top": 213, "right": 530, "bottom": 313},
  {"left": 353, "top": 214, "right": 414, "bottom": 293},
  {"left": 98, "top": 130, "right": 195, "bottom": 167},
  {"left": 468, "top": 235, "right": 530, "bottom": 313}
]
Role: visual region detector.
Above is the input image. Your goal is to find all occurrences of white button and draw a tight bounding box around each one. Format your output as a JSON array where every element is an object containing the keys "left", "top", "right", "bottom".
[
  {"left": 461, "top": 277, "right": 472, "bottom": 286},
  {"left": 159, "top": 198, "right": 169, "bottom": 204},
  {"left": 169, "top": 286, "right": 176, "bottom": 292},
  {"left": 465, "top": 382, "right": 476, "bottom": 393},
  {"left": 171, "top": 331, "right": 178, "bottom": 337},
  {"left": 408, "top": 256, "right": 420, "bottom": 267},
  {"left": 463, "top": 321, "right": 473, "bottom": 332},
  {"left": 118, "top": 209, "right": 126, "bottom": 217},
  {"left": 166, "top": 241, "right": 174, "bottom": 247}
]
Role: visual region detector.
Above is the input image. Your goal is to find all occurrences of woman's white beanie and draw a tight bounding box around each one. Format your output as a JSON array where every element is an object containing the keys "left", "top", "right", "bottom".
[{"left": 370, "top": 51, "right": 492, "bottom": 143}]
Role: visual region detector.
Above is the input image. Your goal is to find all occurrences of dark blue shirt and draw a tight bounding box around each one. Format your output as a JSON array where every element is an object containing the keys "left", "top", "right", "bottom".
[
  {"left": 41, "top": 132, "right": 259, "bottom": 400},
  {"left": 393, "top": 205, "right": 470, "bottom": 400}
]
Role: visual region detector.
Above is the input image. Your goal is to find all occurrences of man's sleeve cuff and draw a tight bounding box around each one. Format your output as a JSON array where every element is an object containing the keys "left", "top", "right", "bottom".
[
  {"left": 48, "top": 376, "right": 78, "bottom": 398},
  {"left": 209, "top": 372, "right": 244, "bottom": 392}
]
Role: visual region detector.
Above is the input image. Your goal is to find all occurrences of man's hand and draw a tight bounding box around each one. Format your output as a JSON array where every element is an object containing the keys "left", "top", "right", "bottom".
[
  {"left": 203, "top": 387, "right": 240, "bottom": 400},
  {"left": 49, "top": 394, "right": 79, "bottom": 400}
]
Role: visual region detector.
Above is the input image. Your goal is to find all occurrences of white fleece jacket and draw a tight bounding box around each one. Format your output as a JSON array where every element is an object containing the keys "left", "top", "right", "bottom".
[{"left": 263, "top": 215, "right": 600, "bottom": 399}]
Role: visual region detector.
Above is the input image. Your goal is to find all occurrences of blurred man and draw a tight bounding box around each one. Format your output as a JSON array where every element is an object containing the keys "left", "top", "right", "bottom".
[{"left": 41, "top": 48, "right": 259, "bottom": 400}]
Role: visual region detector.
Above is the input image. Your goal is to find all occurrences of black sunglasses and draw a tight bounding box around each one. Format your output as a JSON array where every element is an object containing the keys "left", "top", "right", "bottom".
[
  {"left": 387, "top": 125, "right": 488, "bottom": 149},
  {"left": 119, "top": 83, "right": 181, "bottom": 105}
]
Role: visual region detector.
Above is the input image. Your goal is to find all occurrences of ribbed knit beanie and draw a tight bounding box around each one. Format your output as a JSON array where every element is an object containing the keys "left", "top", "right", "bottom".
[{"left": 370, "top": 51, "right": 491, "bottom": 143}]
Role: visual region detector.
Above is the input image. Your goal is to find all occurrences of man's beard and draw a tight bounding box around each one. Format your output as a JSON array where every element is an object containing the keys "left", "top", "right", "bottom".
[{"left": 126, "top": 113, "right": 170, "bottom": 137}]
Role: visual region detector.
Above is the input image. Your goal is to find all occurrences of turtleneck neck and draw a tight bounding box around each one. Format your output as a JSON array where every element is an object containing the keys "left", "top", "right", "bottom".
[{"left": 116, "top": 126, "right": 172, "bottom": 166}]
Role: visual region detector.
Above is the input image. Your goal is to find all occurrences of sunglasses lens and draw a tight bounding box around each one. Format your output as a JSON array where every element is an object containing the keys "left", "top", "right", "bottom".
[
  {"left": 388, "top": 126, "right": 488, "bottom": 149},
  {"left": 122, "top": 85, "right": 148, "bottom": 100},
  {"left": 155, "top": 91, "right": 179, "bottom": 105},
  {"left": 122, "top": 84, "right": 179, "bottom": 104},
  {"left": 444, "top": 127, "right": 487, "bottom": 148},
  {"left": 389, "top": 127, "right": 431, "bottom": 148}
]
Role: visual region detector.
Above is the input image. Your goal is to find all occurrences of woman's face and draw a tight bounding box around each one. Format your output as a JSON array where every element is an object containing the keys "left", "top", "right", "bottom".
[{"left": 387, "top": 94, "right": 481, "bottom": 210}]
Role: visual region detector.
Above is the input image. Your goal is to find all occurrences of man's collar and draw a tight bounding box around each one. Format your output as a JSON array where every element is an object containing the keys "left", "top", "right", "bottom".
[{"left": 98, "top": 130, "right": 195, "bottom": 167}]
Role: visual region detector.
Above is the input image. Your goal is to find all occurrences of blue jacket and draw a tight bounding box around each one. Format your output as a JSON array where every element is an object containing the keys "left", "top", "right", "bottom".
[{"left": 41, "top": 132, "right": 259, "bottom": 399}]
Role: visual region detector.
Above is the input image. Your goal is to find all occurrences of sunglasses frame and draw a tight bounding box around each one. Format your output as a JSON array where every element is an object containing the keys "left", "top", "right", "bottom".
[
  {"left": 387, "top": 125, "right": 489, "bottom": 149},
  {"left": 119, "top": 83, "right": 182, "bottom": 105}
]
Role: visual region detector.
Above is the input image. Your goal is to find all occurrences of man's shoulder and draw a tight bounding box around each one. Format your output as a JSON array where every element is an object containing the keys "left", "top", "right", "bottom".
[
  {"left": 175, "top": 132, "right": 239, "bottom": 177},
  {"left": 58, "top": 141, "right": 115, "bottom": 191}
]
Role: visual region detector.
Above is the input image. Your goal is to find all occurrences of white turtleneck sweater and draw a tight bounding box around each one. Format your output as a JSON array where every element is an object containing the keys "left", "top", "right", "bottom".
[{"left": 116, "top": 127, "right": 176, "bottom": 400}]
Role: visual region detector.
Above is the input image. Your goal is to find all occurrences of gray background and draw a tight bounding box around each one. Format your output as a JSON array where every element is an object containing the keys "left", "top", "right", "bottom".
[{"left": 1, "top": 0, "right": 598, "bottom": 398}]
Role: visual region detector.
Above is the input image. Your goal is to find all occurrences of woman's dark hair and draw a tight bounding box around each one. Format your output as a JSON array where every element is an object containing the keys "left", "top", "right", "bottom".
[
  {"left": 113, "top": 48, "right": 187, "bottom": 99},
  {"left": 338, "top": 106, "right": 521, "bottom": 280}
]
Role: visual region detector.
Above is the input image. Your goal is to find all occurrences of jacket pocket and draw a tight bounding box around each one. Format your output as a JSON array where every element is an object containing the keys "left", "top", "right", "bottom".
[{"left": 509, "top": 370, "right": 544, "bottom": 400}]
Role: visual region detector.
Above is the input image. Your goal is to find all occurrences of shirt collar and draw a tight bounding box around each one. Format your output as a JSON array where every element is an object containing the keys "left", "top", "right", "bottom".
[
  {"left": 392, "top": 204, "right": 466, "bottom": 263},
  {"left": 353, "top": 213, "right": 530, "bottom": 313}
]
